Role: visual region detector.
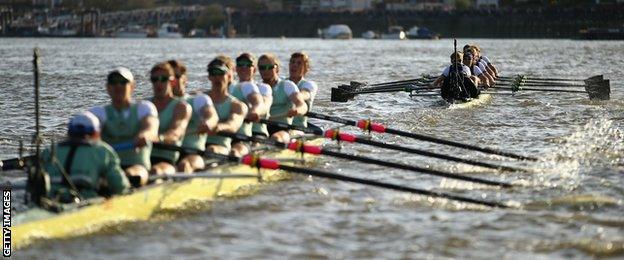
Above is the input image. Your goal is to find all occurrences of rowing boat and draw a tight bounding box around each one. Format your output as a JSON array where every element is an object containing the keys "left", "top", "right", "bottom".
[
  {"left": 446, "top": 93, "right": 492, "bottom": 109},
  {"left": 13, "top": 137, "right": 324, "bottom": 250}
]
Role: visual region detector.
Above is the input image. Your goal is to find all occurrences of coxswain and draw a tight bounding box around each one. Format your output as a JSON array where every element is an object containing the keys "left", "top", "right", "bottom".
[
  {"left": 204, "top": 55, "right": 248, "bottom": 155},
  {"left": 42, "top": 111, "right": 130, "bottom": 203},
  {"left": 167, "top": 60, "right": 219, "bottom": 173},
  {"left": 229, "top": 53, "right": 267, "bottom": 156},
  {"left": 89, "top": 67, "right": 159, "bottom": 187},
  {"left": 258, "top": 53, "right": 307, "bottom": 142},
  {"left": 433, "top": 51, "right": 479, "bottom": 101},
  {"left": 148, "top": 62, "right": 192, "bottom": 176},
  {"left": 288, "top": 52, "right": 321, "bottom": 132}
]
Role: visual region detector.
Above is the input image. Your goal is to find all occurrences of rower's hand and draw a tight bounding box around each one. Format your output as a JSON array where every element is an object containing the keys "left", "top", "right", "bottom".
[
  {"left": 134, "top": 135, "right": 150, "bottom": 148},
  {"left": 287, "top": 106, "right": 299, "bottom": 117},
  {"left": 207, "top": 124, "right": 223, "bottom": 136},
  {"left": 196, "top": 121, "right": 212, "bottom": 134},
  {"left": 161, "top": 133, "right": 178, "bottom": 144},
  {"left": 246, "top": 111, "right": 261, "bottom": 122}
]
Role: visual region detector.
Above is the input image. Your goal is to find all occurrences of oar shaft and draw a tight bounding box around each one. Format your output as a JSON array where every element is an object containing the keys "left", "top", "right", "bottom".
[
  {"left": 108, "top": 135, "right": 510, "bottom": 207},
  {"left": 306, "top": 112, "right": 537, "bottom": 161},
  {"left": 491, "top": 86, "right": 586, "bottom": 93},
  {"left": 351, "top": 136, "right": 523, "bottom": 171},
  {"left": 224, "top": 133, "right": 512, "bottom": 187},
  {"left": 367, "top": 77, "right": 428, "bottom": 87},
  {"left": 498, "top": 76, "right": 587, "bottom": 81},
  {"left": 496, "top": 82, "right": 586, "bottom": 87},
  {"left": 320, "top": 149, "right": 512, "bottom": 187},
  {"left": 277, "top": 164, "right": 508, "bottom": 208}
]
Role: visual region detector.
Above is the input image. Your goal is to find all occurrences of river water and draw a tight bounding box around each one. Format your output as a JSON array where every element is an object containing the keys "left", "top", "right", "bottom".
[{"left": 1, "top": 38, "right": 623, "bottom": 259}]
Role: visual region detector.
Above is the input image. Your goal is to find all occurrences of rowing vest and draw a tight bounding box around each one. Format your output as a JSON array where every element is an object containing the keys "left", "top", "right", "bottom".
[
  {"left": 102, "top": 104, "right": 151, "bottom": 168},
  {"left": 270, "top": 80, "right": 294, "bottom": 125},
  {"left": 151, "top": 97, "right": 184, "bottom": 163},
  {"left": 229, "top": 83, "right": 253, "bottom": 137},
  {"left": 292, "top": 79, "right": 316, "bottom": 128},
  {"left": 182, "top": 95, "right": 207, "bottom": 151},
  {"left": 205, "top": 96, "right": 233, "bottom": 149},
  {"left": 42, "top": 140, "right": 130, "bottom": 200}
]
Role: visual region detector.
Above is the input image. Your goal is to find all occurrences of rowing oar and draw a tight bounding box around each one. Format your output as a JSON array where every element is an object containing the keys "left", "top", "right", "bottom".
[
  {"left": 259, "top": 120, "right": 527, "bottom": 171},
  {"left": 305, "top": 112, "right": 537, "bottom": 161},
  {"left": 349, "top": 77, "right": 431, "bottom": 88},
  {"left": 497, "top": 75, "right": 603, "bottom": 82},
  {"left": 488, "top": 80, "right": 610, "bottom": 100},
  {"left": 143, "top": 142, "right": 509, "bottom": 208},
  {"left": 332, "top": 85, "right": 437, "bottom": 102},
  {"left": 220, "top": 133, "right": 512, "bottom": 188}
]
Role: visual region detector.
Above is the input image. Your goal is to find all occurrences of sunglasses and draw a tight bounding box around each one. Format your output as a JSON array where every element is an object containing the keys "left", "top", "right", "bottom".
[
  {"left": 150, "top": 75, "right": 171, "bottom": 83},
  {"left": 258, "top": 64, "right": 276, "bottom": 71},
  {"left": 236, "top": 61, "right": 253, "bottom": 68},
  {"left": 208, "top": 68, "right": 227, "bottom": 76},
  {"left": 174, "top": 74, "right": 183, "bottom": 79}
]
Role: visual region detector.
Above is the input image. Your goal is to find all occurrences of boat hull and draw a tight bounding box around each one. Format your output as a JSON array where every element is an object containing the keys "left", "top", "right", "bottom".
[
  {"left": 446, "top": 94, "right": 492, "bottom": 109},
  {"left": 13, "top": 138, "right": 323, "bottom": 249}
]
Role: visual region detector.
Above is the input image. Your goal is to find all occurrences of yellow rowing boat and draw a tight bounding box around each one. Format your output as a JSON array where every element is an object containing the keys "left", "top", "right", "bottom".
[{"left": 13, "top": 138, "right": 323, "bottom": 249}]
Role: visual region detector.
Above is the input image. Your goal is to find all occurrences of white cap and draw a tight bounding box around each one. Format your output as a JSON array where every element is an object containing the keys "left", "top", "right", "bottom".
[
  {"left": 68, "top": 111, "right": 101, "bottom": 135},
  {"left": 108, "top": 67, "right": 134, "bottom": 82}
]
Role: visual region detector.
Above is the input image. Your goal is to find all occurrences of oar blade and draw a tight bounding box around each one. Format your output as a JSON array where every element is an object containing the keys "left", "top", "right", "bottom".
[
  {"left": 331, "top": 87, "right": 354, "bottom": 102},
  {"left": 584, "top": 75, "right": 603, "bottom": 85},
  {"left": 585, "top": 80, "right": 610, "bottom": 100}
]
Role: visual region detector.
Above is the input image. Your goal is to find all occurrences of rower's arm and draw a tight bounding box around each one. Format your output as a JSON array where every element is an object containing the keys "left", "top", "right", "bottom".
[
  {"left": 246, "top": 92, "right": 266, "bottom": 122},
  {"left": 299, "top": 89, "right": 313, "bottom": 100},
  {"left": 262, "top": 95, "right": 273, "bottom": 116},
  {"left": 484, "top": 65, "right": 496, "bottom": 78},
  {"left": 137, "top": 116, "right": 159, "bottom": 146},
  {"left": 488, "top": 63, "right": 499, "bottom": 77},
  {"left": 478, "top": 74, "right": 490, "bottom": 87},
  {"left": 162, "top": 102, "right": 192, "bottom": 143},
  {"left": 485, "top": 71, "right": 496, "bottom": 85},
  {"left": 197, "top": 105, "right": 219, "bottom": 134},
  {"left": 288, "top": 92, "right": 308, "bottom": 116},
  {"left": 214, "top": 100, "right": 248, "bottom": 133},
  {"left": 103, "top": 149, "right": 131, "bottom": 195}
]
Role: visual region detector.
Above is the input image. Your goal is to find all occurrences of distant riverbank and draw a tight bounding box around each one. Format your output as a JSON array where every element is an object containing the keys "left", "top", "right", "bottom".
[{"left": 232, "top": 6, "right": 624, "bottom": 39}]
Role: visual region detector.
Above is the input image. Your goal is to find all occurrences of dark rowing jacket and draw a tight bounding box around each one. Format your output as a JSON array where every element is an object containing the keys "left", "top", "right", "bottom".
[{"left": 441, "top": 64, "right": 480, "bottom": 102}]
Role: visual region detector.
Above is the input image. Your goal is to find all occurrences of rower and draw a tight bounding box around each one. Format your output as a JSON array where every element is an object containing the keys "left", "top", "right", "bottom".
[
  {"left": 204, "top": 55, "right": 248, "bottom": 155},
  {"left": 167, "top": 60, "right": 219, "bottom": 173},
  {"left": 89, "top": 67, "right": 159, "bottom": 187},
  {"left": 471, "top": 45, "right": 499, "bottom": 78},
  {"left": 288, "top": 52, "right": 321, "bottom": 133},
  {"left": 148, "top": 62, "right": 192, "bottom": 176},
  {"left": 235, "top": 53, "right": 273, "bottom": 139},
  {"left": 229, "top": 53, "right": 267, "bottom": 156},
  {"left": 42, "top": 112, "right": 130, "bottom": 203},
  {"left": 463, "top": 45, "right": 496, "bottom": 86},
  {"left": 462, "top": 51, "right": 489, "bottom": 88},
  {"left": 258, "top": 53, "right": 307, "bottom": 142},
  {"left": 433, "top": 51, "right": 479, "bottom": 101}
]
